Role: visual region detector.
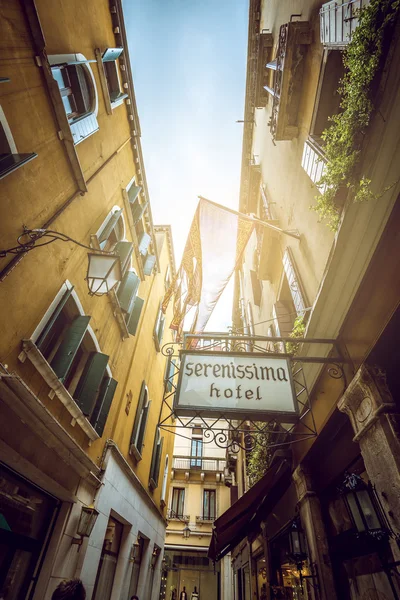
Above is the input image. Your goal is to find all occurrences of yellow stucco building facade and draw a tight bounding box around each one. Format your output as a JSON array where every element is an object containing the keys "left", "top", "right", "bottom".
[{"left": 0, "top": 2, "right": 176, "bottom": 600}]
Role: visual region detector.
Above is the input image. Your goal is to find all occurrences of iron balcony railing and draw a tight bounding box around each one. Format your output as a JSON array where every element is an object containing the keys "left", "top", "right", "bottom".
[
  {"left": 196, "top": 515, "right": 216, "bottom": 523},
  {"left": 167, "top": 509, "right": 190, "bottom": 522},
  {"left": 172, "top": 456, "right": 226, "bottom": 472}
]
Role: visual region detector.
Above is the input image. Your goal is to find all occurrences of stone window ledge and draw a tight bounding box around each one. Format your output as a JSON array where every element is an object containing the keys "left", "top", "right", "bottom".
[{"left": 20, "top": 339, "right": 100, "bottom": 442}]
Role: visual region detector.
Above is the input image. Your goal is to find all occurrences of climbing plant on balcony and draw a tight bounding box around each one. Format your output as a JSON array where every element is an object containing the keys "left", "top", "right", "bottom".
[
  {"left": 246, "top": 425, "right": 273, "bottom": 486},
  {"left": 312, "top": 0, "right": 400, "bottom": 231}
]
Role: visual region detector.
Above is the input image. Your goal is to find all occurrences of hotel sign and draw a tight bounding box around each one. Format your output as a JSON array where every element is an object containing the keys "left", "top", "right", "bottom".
[{"left": 174, "top": 352, "right": 298, "bottom": 422}]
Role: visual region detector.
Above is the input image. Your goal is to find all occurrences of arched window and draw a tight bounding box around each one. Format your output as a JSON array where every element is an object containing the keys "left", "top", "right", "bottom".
[{"left": 161, "top": 455, "right": 169, "bottom": 505}]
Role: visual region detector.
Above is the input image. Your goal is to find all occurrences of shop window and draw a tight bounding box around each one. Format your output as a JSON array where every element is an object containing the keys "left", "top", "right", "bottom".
[
  {"left": 92, "top": 516, "right": 123, "bottom": 600},
  {"left": 149, "top": 428, "right": 164, "bottom": 490},
  {"left": 203, "top": 489, "right": 216, "bottom": 520},
  {"left": 128, "top": 535, "right": 145, "bottom": 598},
  {"left": 171, "top": 488, "right": 185, "bottom": 518},
  {"left": 0, "top": 105, "right": 37, "bottom": 179},
  {"left": 102, "top": 48, "right": 127, "bottom": 105},
  {"left": 0, "top": 464, "right": 59, "bottom": 600},
  {"left": 190, "top": 437, "right": 203, "bottom": 468},
  {"left": 130, "top": 381, "right": 151, "bottom": 461},
  {"left": 49, "top": 54, "right": 99, "bottom": 145},
  {"left": 30, "top": 285, "right": 117, "bottom": 437},
  {"left": 153, "top": 303, "right": 166, "bottom": 352}
]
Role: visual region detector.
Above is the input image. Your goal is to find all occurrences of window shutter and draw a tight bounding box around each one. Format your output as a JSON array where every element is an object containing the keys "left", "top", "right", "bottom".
[
  {"left": 128, "top": 184, "right": 142, "bottom": 205},
  {"left": 282, "top": 248, "right": 307, "bottom": 315},
  {"left": 115, "top": 241, "right": 133, "bottom": 273},
  {"left": 126, "top": 296, "right": 144, "bottom": 336},
  {"left": 91, "top": 377, "right": 118, "bottom": 436},
  {"left": 138, "top": 232, "right": 151, "bottom": 256},
  {"left": 102, "top": 47, "right": 124, "bottom": 62},
  {"left": 98, "top": 209, "right": 123, "bottom": 244},
  {"left": 50, "top": 315, "right": 90, "bottom": 382},
  {"left": 130, "top": 382, "right": 147, "bottom": 447},
  {"left": 273, "top": 302, "right": 292, "bottom": 338},
  {"left": 154, "top": 437, "right": 164, "bottom": 487},
  {"left": 166, "top": 359, "right": 176, "bottom": 393},
  {"left": 131, "top": 199, "right": 148, "bottom": 224},
  {"left": 136, "top": 400, "right": 151, "bottom": 454},
  {"left": 74, "top": 352, "right": 109, "bottom": 416},
  {"left": 158, "top": 313, "right": 166, "bottom": 344},
  {"left": 143, "top": 254, "right": 156, "bottom": 276},
  {"left": 36, "top": 286, "right": 74, "bottom": 351},
  {"left": 117, "top": 271, "right": 140, "bottom": 313}
]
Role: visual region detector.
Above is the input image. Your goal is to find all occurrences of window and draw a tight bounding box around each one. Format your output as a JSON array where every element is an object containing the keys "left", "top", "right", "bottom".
[
  {"left": 165, "top": 358, "right": 177, "bottom": 393},
  {"left": 282, "top": 248, "right": 307, "bottom": 316},
  {"left": 126, "top": 180, "right": 156, "bottom": 277},
  {"left": 171, "top": 488, "right": 185, "bottom": 518},
  {"left": 130, "top": 382, "right": 151, "bottom": 461},
  {"left": 32, "top": 285, "right": 117, "bottom": 437},
  {"left": 164, "top": 265, "right": 171, "bottom": 291},
  {"left": 49, "top": 54, "right": 98, "bottom": 145},
  {"left": 95, "top": 208, "right": 145, "bottom": 336},
  {"left": 190, "top": 438, "right": 203, "bottom": 468},
  {"left": 259, "top": 184, "right": 274, "bottom": 221},
  {"left": 203, "top": 489, "right": 216, "bottom": 520},
  {"left": 97, "top": 208, "right": 125, "bottom": 251},
  {"left": 0, "top": 105, "right": 37, "bottom": 179},
  {"left": 92, "top": 517, "right": 123, "bottom": 600},
  {"left": 101, "top": 48, "right": 127, "bottom": 105},
  {"left": 149, "top": 428, "right": 164, "bottom": 490},
  {"left": 250, "top": 270, "right": 262, "bottom": 307},
  {"left": 153, "top": 303, "right": 166, "bottom": 352}
]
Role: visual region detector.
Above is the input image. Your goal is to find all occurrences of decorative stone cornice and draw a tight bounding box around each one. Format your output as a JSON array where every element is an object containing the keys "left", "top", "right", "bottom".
[{"left": 293, "top": 463, "right": 316, "bottom": 504}]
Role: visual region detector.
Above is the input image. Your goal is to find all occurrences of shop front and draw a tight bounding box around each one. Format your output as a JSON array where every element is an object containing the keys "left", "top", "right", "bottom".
[
  {"left": 0, "top": 463, "right": 60, "bottom": 600},
  {"left": 162, "top": 548, "right": 219, "bottom": 600}
]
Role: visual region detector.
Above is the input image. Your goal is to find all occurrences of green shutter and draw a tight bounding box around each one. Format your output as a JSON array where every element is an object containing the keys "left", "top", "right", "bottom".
[
  {"left": 117, "top": 271, "right": 140, "bottom": 313},
  {"left": 149, "top": 430, "right": 160, "bottom": 488},
  {"left": 138, "top": 232, "right": 151, "bottom": 256},
  {"left": 36, "top": 286, "right": 74, "bottom": 351},
  {"left": 50, "top": 315, "right": 90, "bottom": 382},
  {"left": 91, "top": 377, "right": 118, "bottom": 436},
  {"left": 126, "top": 296, "right": 144, "bottom": 336},
  {"left": 130, "top": 381, "right": 147, "bottom": 447},
  {"left": 136, "top": 400, "right": 151, "bottom": 454},
  {"left": 158, "top": 314, "right": 166, "bottom": 344},
  {"left": 167, "top": 359, "right": 176, "bottom": 393},
  {"left": 143, "top": 254, "right": 156, "bottom": 276},
  {"left": 74, "top": 352, "right": 109, "bottom": 415},
  {"left": 115, "top": 241, "right": 133, "bottom": 273},
  {"left": 152, "top": 436, "right": 164, "bottom": 488},
  {"left": 98, "top": 209, "right": 123, "bottom": 243},
  {"left": 128, "top": 184, "right": 142, "bottom": 205},
  {"left": 102, "top": 47, "right": 124, "bottom": 62},
  {"left": 131, "top": 199, "right": 148, "bottom": 224}
]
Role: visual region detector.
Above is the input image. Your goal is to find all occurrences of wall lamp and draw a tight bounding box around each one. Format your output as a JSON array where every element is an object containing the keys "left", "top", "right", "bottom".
[
  {"left": 288, "top": 519, "right": 319, "bottom": 592},
  {"left": 71, "top": 506, "right": 99, "bottom": 546},
  {"left": 130, "top": 538, "right": 141, "bottom": 562},
  {"left": 150, "top": 546, "right": 161, "bottom": 569},
  {"left": 182, "top": 525, "right": 191, "bottom": 539},
  {"left": 0, "top": 227, "right": 122, "bottom": 296}
]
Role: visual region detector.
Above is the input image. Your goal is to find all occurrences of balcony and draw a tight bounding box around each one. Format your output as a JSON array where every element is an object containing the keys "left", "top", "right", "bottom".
[
  {"left": 267, "top": 21, "right": 312, "bottom": 142},
  {"left": 255, "top": 32, "right": 274, "bottom": 108},
  {"left": 167, "top": 509, "right": 190, "bottom": 522},
  {"left": 320, "top": 0, "right": 370, "bottom": 48},
  {"left": 172, "top": 456, "right": 226, "bottom": 472},
  {"left": 196, "top": 515, "right": 216, "bottom": 524}
]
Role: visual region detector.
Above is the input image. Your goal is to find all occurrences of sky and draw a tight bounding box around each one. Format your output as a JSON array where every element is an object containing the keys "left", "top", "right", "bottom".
[{"left": 122, "top": 0, "right": 249, "bottom": 331}]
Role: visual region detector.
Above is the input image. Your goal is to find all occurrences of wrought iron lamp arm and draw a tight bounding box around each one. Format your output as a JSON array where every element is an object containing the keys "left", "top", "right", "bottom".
[{"left": 0, "top": 227, "right": 115, "bottom": 257}]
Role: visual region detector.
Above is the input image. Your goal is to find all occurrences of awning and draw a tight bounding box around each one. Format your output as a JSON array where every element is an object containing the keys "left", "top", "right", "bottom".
[{"left": 208, "top": 459, "right": 291, "bottom": 562}]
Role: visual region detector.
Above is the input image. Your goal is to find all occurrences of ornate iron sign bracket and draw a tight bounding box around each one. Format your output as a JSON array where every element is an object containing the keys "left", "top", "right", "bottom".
[{"left": 158, "top": 333, "right": 350, "bottom": 454}]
